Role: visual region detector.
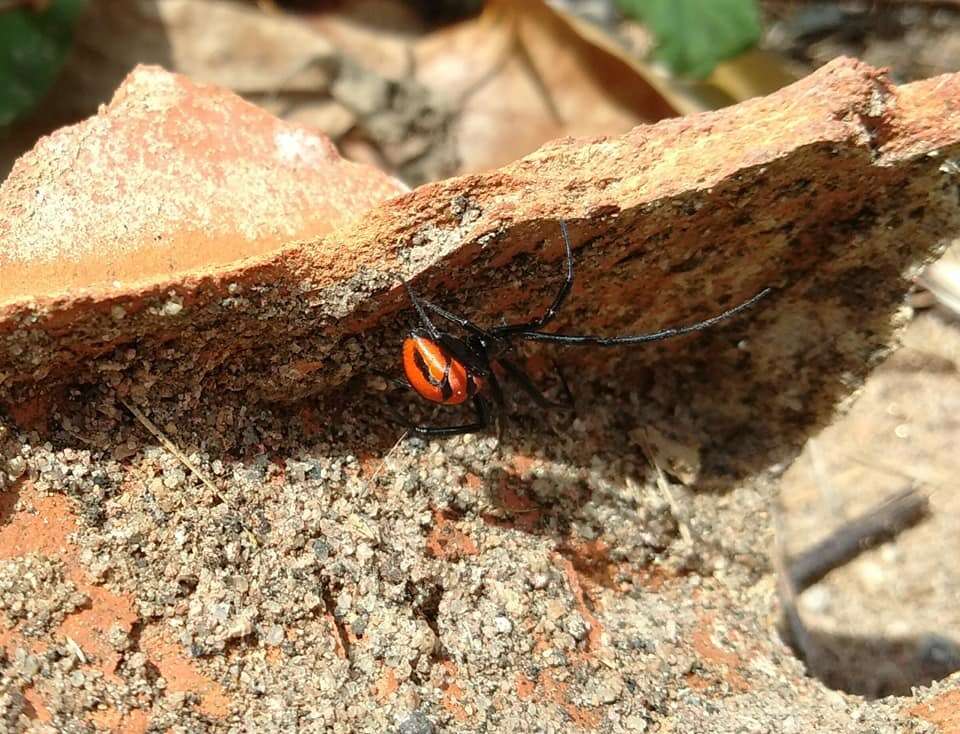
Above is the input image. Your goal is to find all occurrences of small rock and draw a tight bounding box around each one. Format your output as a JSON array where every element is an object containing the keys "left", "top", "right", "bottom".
[
  {"left": 596, "top": 672, "right": 623, "bottom": 703},
  {"left": 356, "top": 543, "right": 374, "bottom": 563},
  {"left": 528, "top": 572, "right": 550, "bottom": 590},
  {"left": 7, "top": 456, "right": 25, "bottom": 478},
  {"left": 564, "top": 614, "right": 590, "bottom": 641},
  {"left": 264, "top": 625, "right": 285, "bottom": 647},
  {"left": 395, "top": 711, "right": 435, "bottom": 734},
  {"left": 20, "top": 654, "right": 40, "bottom": 678}
]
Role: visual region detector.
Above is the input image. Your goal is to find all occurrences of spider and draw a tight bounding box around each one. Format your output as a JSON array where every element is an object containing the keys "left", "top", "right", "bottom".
[{"left": 397, "top": 220, "right": 771, "bottom": 438}]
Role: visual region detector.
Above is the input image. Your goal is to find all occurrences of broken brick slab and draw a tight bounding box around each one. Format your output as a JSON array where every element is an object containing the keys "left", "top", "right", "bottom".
[
  {"left": 0, "top": 64, "right": 406, "bottom": 302},
  {"left": 2, "top": 58, "right": 960, "bottom": 477}
]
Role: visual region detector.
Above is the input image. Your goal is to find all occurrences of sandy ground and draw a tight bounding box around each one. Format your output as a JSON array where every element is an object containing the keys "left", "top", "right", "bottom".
[{"left": 781, "top": 307, "right": 960, "bottom": 698}]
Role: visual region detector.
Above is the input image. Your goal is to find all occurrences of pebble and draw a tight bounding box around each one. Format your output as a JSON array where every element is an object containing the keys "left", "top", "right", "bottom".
[
  {"left": 565, "top": 614, "right": 590, "bottom": 641},
  {"left": 264, "top": 625, "right": 285, "bottom": 646},
  {"left": 7, "top": 455, "right": 26, "bottom": 478},
  {"left": 21, "top": 654, "right": 40, "bottom": 678},
  {"left": 529, "top": 573, "right": 550, "bottom": 590}
]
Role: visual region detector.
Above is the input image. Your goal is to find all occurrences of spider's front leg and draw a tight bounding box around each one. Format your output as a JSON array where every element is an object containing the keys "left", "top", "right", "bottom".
[{"left": 401, "top": 395, "right": 491, "bottom": 439}]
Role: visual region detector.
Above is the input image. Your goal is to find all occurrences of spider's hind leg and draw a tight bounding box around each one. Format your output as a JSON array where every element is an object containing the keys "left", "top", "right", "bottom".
[{"left": 497, "top": 356, "right": 573, "bottom": 411}]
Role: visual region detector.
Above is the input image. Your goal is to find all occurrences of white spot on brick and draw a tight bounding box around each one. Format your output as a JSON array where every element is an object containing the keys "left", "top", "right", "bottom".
[{"left": 274, "top": 129, "right": 325, "bottom": 166}]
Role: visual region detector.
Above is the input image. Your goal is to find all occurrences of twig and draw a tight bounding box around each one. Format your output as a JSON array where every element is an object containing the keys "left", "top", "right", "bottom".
[
  {"left": 788, "top": 487, "right": 930, "bottom": 592},
  {"left": 368, "top": 431, "right": 408, "bottom": 484},
  {"left": 119, "top": 398, "right": 220, "bottom": 496},
  {"left": 637, "top": 431, "right": 694, "bottom": 546},
  {"left": 778, "top": 487, "right": 932, "bottom": 675},
  {"left": 120, "top": 397, "right": 260, "bottom": 548}
]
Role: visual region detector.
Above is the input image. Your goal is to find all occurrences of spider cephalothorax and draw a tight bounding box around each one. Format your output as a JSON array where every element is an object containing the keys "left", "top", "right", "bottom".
[{"left": 397, "top": 220, "right": 770, "bottom": 438}]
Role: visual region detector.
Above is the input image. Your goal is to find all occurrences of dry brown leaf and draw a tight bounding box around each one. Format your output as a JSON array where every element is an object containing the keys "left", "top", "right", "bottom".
[
  {"left": 305, "top": 1, "right": 800, "bottom": 177},
  {"left": 0, "top": 0, "right": 349, "bottom": 178},
  {"left": 571, "top": 11, "right": 801, "bottom": 112},
  {"left": 705, "top": 47, "right": 803, "bottom": 104},
  {"left": 411, "top": 0, "right": 679, "bottom": 174}
]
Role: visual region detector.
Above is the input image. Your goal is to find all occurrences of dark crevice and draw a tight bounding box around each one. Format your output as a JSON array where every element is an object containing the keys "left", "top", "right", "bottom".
[{"left": 406, "top": 579, "right": 449, "bottom": 664}]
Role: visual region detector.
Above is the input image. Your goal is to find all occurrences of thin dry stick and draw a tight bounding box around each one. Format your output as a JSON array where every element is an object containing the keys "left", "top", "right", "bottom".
[
  {"left": 637, "top": 431, "right": 694, "bottom": 546},
  {"left": 847, "top": 451, "right": 952, "bottom": 493},
  {"left": 120, "top": 397, "right": 220, "bottom": 496},
  {"left": 368, "top": 431, "right": 408, "bottom": 484},
  {"left": 777, "top": 488, "right": 930, "bottom": 674},
  {"left": 120, "top": 397, "right": 260, "bottom": 547},
  {"left": 788, "top": 487, "right": 930, "bottom": 592}
]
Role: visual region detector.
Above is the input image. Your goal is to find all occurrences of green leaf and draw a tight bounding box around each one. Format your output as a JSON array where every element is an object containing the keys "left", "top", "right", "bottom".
[
  {"left": 0, "top": 0, "right": 87, "bottom": 127},
  {"left": 617, "top": 0, "right": 761, "bottom": 79}
]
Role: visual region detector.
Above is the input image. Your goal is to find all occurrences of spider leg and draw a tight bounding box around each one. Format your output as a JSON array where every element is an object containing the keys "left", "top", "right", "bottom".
[
  {"left": 515, "top": 287, "right": 772, "bottom": 346},
  {"left": 419, "top": 299, "right": 496, "bottom": 341},
  {"left": 404, "top": 395, "right": 491, "bottom": 438},
  {"left": 485, "top": 370, "right": 507, "bottom": 444},
  {"left": 492, "top": 219, "right": 575, "bottom": 337},
  {"left": 497, "top": 356, "right": 571, "bottom": 410},
  {"left": 403, "top": 282, "right": 495, "bottom": 376},
  {"left": 402, "top": 279, "right": 443, "bottom": 340}
]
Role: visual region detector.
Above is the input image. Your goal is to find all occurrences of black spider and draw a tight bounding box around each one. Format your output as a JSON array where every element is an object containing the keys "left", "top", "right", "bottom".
[{"left": 397, "top": 221, "right": 771, "bottom": 437}]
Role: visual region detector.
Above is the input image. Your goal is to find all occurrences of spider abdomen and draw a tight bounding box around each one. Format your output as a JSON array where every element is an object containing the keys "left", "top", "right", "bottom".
[{"left": 402, "top": 335, "right": 482, "bottom": 406}]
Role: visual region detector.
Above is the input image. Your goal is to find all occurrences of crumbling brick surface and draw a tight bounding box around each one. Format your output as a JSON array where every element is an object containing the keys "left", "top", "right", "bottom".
[{"left": 0, "top": 58, "right": 958, "bottom": 732}]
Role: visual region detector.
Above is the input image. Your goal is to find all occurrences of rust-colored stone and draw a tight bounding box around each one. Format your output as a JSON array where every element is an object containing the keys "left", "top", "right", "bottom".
[
  {"left": 515, "top": 671, "right": 535, "bottom": 700},
  {"left": 555, "top": 554, "right": 604, "bottom": 653},
  {"left": 538, "top": 668, "right": 603, "bottom": 730},
  {"left": 373, "top": 665, "right": 399, "bottom": 702},
  {"left": 138, "top": 623, "right": 231, "bottom": 718},
  {"left": 690, "top": 613, "right": 752, "bottom": 694},
  {"left": 0, "top": 65, "right": 404, "bottom": 304},
  {"left": 0, "top": 484, "right": 231, "bottom": 723},
  {"left": 906, "top": 688, "right": 960, "bottom": 733},
  {"left": 425, "top": 511, "right": 479, "bottom": 561},
  {"left": 439, "top": 660, "right": 470, "bottom": 723}
]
